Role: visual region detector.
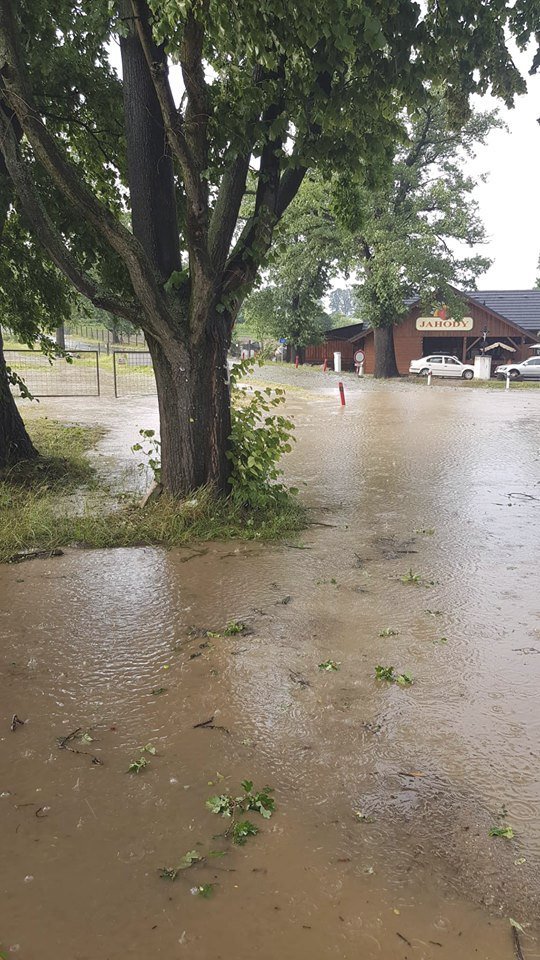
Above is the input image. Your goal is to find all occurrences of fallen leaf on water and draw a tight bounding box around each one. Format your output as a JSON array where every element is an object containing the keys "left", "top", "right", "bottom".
[{"left": 489, "top": 825, "right": 514, "bottom": 839}]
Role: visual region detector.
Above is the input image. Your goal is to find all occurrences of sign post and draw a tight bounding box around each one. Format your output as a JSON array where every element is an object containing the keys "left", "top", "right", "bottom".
[{"left": 354, "top": 348, "right": 365, "bottom": 377}]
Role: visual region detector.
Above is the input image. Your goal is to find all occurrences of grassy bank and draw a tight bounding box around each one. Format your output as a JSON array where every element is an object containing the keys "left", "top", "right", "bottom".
[{"left": 0, "top": 419, "right": 305, "bottom": 563}]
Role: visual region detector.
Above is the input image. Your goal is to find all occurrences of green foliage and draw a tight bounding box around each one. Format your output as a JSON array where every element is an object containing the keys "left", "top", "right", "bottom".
[
  {"left": 232, "top": 821, "right": 259, "bottom": 845},
  {"left": 332, "top": 93, "right": 503, "bottom": 332},
  {"left": 401, "top": 569, "right": 422, "bottom": 585},
  {"left": 489, "top": 825, "right": 514, "bottom": 839},
  {"left": 127, "top": 757, "right": 148, "bottom": 774},
  {"left": 159, "top": 850, "right": 202, "bottom": 880},
  {"left": 206, "top": 779, "right": 275, "bottom": 846},
  {"left": 228, "top": 358, "right": 297, "bottom": 507},
  {"left": 240, "top": 781, "right": 276, "bottom": 819},
  {"left": 0, "top": 214, "right": 73, "bottom": 347},
  {"left": 192, "top": 883, "right": 214, "bottom": 898},
  {"left": 223, "top": 619, "right": 247, "bottom": 636},
  {"left": 242, "top": 173, "right": 349, "bottom": 349},
  {"left": 318, "top": 659, "right": 340, "bottom": 671},
  {"left": 374, "top": 665, "right": 395, "bottom": 682},
  {"left": 206, "top": 794, "right": 234, "bottom": 817},
  {"left": 131, "top": 429, "right": 161, "bottom": 484},
  {"left": 379, "top": 628, "right": 399, "bottom": 637},
  {"left": 375, "top": 665, "right": 413, "bottom": 685}
]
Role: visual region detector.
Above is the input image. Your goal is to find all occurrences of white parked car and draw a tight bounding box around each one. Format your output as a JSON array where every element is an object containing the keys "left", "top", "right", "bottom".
[
  {"left": 409, "top": 354, "right": 475, "bottom": 380},
  {"left": 495, "top": 357, "right": 540, "bottom": 380}
]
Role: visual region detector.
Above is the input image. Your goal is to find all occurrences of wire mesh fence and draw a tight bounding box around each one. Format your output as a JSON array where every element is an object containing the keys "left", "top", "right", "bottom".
[
  {"left": 6, "top": 349, "right": 100, "bottom": 397},
  {"left": 113, "top": 350, "right": 157, "bottom": 397}
]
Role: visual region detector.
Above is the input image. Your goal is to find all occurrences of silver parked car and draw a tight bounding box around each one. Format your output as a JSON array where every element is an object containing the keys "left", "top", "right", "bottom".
[
  {"left": 495, "top": 357, "right": 540, "bottom": 380},
  {"left": 409, "top": 354, "right": 475, "bottom": 380}
]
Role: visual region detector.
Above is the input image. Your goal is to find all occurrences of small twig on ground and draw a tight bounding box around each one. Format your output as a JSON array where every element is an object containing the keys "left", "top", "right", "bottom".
[
  {"left": 8, "top": 548, "right": 64, "bottom": 564},
  {"left": 307, "top": 521, "right": 339, "bottom": 528},
  {"left": 396, "top": 932, "right": 412, "bottom": 947},
  {"left": 57, "top": 728, "right": 103, "bottom": 764},
  {"left": 193, "top": 716, "right": 230, "bottom": 733},
  {"left": 58, "top": 727, "right": 82, "bottom": 748},
  {"left": 512, "top": 926, "right": 525, "bottom": 960},
  {"left": 289, "top": 671, "right": 310, "bottom": 687},
  {"left": 10, "top": 714, "right": 25, "bottom": 732}
]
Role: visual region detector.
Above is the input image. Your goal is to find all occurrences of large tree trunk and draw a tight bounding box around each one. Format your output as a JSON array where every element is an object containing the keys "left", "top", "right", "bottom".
[
  {"left": 147, "top": 321, "right": 232, "bottom": 497},
  {"left": 55, "top": 324, "right": 65, "bottom": 350},
  {"left": 373, "top": 325, "right": 400, "bottom": 378},
  {"left": 0, "top": 327, "right": 38, "bottom": 469}
]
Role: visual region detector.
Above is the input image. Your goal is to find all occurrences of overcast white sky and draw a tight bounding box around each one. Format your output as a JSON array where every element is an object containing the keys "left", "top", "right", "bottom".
[{"left": 468, "top": 49, "right": 540, "bottom": 289}]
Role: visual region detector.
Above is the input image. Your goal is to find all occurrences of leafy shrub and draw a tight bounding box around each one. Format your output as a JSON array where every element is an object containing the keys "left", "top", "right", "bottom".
[
  {"left": 228, "top": 358, "right": 297, "bottom": 507},
  {"left": 132, "top": 428, "right": 161, "bottom": 483}
]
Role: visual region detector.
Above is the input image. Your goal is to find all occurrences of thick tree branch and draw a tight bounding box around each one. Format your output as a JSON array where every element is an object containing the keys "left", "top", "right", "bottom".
[
  {"left": 221, "top": 60, "right": 329, "bottom": 300},
  {"left": 276, "top": 165, "right": 307, "bottom": 217},
  {"left": 130, "top": 0, "right": 211, "bottom": 281},
  {"left": 180, "top": 12, "right": 209, "bottom": 171},
  {"left": 0, "top": 0, "right": 172, "bottom": 337},
  {"left": 208, "top": 152, "right": 250, "bottom": 271},
  {"left": 0, "top": 107, "right": 138, "bottom": 322},
  {"left": 119, "top": 1, "right": 181, "bottom": 283},
  {"left": 222, "top": 159, "right": 306, "bottom": 302}
]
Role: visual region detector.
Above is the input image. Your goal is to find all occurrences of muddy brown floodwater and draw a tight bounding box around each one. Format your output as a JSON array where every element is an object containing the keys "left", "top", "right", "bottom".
[{"left": 1, "top": 380, "right": 540, "bottom": 960}]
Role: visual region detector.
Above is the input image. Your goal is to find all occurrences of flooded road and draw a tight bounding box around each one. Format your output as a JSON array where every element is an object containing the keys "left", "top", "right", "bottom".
[{"left": 1, "top": 380, "right": 540, "bottom": 959}]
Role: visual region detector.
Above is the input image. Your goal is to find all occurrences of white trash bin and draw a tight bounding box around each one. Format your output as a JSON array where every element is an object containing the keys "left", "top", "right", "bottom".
[{"left": 333, "top": 351, "right": 342, "bottom": 373}]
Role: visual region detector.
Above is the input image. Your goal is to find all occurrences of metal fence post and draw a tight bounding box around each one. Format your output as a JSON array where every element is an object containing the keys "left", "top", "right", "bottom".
[
  {"left": 95, "top": 351, "right": 100, "bottom": 396},
  {"left": 113, "top": 350, "right": 118, "bottom": 398}
]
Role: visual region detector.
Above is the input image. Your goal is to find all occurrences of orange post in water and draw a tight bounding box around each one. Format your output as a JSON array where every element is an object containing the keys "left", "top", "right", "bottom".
[
  {"left": 338, "top": 381, "right": 346, "bottom": 406},
  {"left": 295, "top": 355, "right": 299, "bottom": 368},
  {"left": 322, "top": 358, "right": 328, "bottom": 373}
]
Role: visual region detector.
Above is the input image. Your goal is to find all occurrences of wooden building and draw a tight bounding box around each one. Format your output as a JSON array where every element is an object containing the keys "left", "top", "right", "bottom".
[{"left": 305, "top": 290, "right": 540, "bottom": 374}]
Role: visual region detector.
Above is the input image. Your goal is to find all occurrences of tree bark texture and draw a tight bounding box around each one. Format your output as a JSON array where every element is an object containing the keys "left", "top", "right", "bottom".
[
  {"left": 147, "top": 319, "right": 231, "bottom": 496},
  {"left": 120, "top": 5, "right": 181, "bottom": 282},
  {"left": 0, "top": 327, "right": 38, "bottom": 469},
  {"left": 373, "top": 325, "right": 400, "bottom": 378},
  {"left": 55, "top": 324, "right": 65, "bottom": 350}
]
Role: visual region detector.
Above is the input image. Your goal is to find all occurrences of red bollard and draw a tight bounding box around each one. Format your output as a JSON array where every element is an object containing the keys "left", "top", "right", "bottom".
[
  {"left": 241, "top": 351, "right": 245, "bottom": 360},
  {"left": 295, "top": 354, "right": 299, "bottom": 369},
  {"left": 338, "top": 381, "right": 346, "bottom": 406},
  {"left": 322, "top": 358, "right": 328, "bottom": 373}
]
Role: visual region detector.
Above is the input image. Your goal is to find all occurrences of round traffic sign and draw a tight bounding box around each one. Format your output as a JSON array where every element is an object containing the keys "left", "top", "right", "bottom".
[{"left": 354, "top": 349, "right": 365, "bottom": 364}]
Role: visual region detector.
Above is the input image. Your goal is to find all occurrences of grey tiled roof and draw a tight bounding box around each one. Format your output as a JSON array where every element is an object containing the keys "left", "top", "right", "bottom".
[{"left": 466, "top": 290, "right": 540, "bottom": 335}]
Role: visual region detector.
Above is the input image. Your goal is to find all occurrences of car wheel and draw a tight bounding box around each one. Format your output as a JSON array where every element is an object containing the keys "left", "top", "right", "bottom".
[
  {"left": 462, "top": 369, "right": 474, "bottom": 380},
  {"left": 420, "top": 367, "right": 430, "bottom": 376},
  {"left": 508, "top": 369, "right": 520, "bottom": 380}
]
